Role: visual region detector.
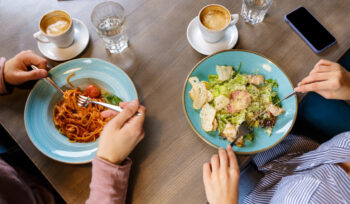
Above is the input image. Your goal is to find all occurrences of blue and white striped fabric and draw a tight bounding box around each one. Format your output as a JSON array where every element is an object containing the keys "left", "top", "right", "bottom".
[{"left": 244, "top": 132, "right": 350, "bottom": 204}]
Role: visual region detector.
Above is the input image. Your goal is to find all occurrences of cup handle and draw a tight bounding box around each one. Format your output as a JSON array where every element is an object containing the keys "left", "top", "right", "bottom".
[
  {"left": 33, "top": 31, "right": 50, "bottom": 43},
  {"left": 230, "top": 14, "right": 239, "bottom": 26}
]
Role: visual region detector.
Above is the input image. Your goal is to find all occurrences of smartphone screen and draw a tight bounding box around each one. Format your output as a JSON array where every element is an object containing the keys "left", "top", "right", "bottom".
[{"left": 285, "top": 7, "right": 336, "bottom": 52}]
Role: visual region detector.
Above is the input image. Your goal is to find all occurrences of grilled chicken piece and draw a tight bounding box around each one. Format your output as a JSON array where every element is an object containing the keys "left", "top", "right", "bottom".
[
  {"left": 227, "top": 91, "right": 252, "bottom": 114},
  {"left": 266, "top": 103, "right": 285, "bottom": 116},
  {"left": 221, "top": 123, "right": 238, "bottom": 143},
  {"left": 247, "top": 75, "right": 265, "bottom": 85}
]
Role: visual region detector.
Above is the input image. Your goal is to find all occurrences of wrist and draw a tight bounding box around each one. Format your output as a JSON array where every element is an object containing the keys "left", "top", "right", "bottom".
[
  {"left": 96, "top": 153, "right": 124, "bottom": 165},
  {"left": 0, "top": 58, "right": 9, "bottom": 94}
]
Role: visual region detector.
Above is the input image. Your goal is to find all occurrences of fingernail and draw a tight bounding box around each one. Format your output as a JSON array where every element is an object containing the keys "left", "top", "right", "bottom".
[
  {"left": 227, "top": 144, "right": 231, "bottom": 149},
  {"left": 40, "top": 70, "right": 47, "bottom": 77}
]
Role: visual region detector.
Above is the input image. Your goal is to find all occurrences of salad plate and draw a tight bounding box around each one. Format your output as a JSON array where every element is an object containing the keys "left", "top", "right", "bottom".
[
  {"left": 25, "top": 58, "right": 138, "bottom": 164},
  {"left": 183, "top": 50, "right": 297, "bottom": 154}
]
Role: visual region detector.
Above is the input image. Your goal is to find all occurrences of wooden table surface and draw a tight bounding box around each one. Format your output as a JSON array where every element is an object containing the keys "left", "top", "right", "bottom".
[{"left": 0, "top": 0, "right": 349, "bottom": 203}]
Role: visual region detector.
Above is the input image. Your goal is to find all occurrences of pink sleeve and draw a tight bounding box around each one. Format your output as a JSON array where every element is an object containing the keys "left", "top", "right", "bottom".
[
  {"left": 0, "top": 57, "right": 8, "bottom": 94},
  {"left": 86, "top": 157, "right": 132, "bottom": 204}
]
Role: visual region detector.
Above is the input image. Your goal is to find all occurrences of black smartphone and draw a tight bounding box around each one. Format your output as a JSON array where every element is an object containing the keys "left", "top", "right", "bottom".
[{"left": 284, "top": 6, "right": 336, "bottom": 53}]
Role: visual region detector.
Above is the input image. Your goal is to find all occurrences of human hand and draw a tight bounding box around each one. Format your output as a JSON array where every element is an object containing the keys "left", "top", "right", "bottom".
[
  {"left": 97, "top": 100, "right": 146, "bottom": 164},
  {"left": 203, "top": 145, "right": 240, "bottom": 204},
  {"left": 295, "top": 59, "right": 350, "bottom": 100},
  {"left": 4, "top": 50, "right": 48, "bottom": 85}
]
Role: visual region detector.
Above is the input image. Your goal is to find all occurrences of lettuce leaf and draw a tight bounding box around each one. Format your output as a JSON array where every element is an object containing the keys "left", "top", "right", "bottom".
[
  {"left": 232, "top": 73, "right": 248, "bottom": 85},
  {"left": 209, "top": 75, "right": 221, "bottom": 87}
]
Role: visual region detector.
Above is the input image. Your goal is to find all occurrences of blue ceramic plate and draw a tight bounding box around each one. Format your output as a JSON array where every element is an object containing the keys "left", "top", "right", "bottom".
[
  {"left": 25, "top": 58, "right": 138, "bottom": 164},
  {"left": 183, "top": 50, "right": 297, "bottom": 154}
]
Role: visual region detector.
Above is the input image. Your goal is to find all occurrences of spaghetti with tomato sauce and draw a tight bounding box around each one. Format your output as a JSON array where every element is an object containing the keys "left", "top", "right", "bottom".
[{"left": 53, "top": 74, "right": 111, "bottom": 143}]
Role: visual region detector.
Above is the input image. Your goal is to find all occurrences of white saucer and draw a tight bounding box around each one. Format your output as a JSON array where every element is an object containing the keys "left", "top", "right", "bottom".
[
  {"left": 37, "top": 18, "right": 89, "bottom": 61},
  {"left": 186, "top": 17, "right": 238, "bottom": 56}
]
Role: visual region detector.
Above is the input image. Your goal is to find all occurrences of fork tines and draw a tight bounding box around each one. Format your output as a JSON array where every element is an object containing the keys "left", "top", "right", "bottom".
[{"left": 77, "top": 95, "right": 89, "bottom": 107}]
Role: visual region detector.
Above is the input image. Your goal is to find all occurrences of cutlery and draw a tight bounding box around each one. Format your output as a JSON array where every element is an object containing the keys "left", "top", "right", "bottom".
[
  {"left": 274, "top": 90, "right": 296, "bottom": 106},
  {"left": 230, "top": 122, "right": 252, "bottom": 147},
  {"left": 31, "top": 65, "right": 64, "bottom": 94},
  {"left": 77, "top": 95, "right": 142, "bottom": 116},
  {"left": 230, "top": 90, "right": 296, "bottom": 146}
]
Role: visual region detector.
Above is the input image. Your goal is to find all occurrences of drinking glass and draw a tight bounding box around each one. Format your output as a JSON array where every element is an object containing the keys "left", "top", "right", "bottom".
[
  {"left": 91, "top": 1, "right": 128, "bottom": 53},
  {"left": 241, "top": 0, "right": 273, "bottom": 25}
]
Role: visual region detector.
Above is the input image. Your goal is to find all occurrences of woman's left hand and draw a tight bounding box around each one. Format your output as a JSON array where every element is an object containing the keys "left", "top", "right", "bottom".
[{"left": 4, "top": 50, "right": 48, "bottom": 85}]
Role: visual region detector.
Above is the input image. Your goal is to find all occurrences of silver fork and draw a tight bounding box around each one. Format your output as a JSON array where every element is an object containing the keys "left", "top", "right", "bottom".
[
  {"left": 77, "top": 95, "right": 142, "bottom": 116},
  {"left": 230, "top": 90, "right": 296, "bottom": 146},
  {"left": 31, "top": 65, "right": 64, "bottom": 94},
  {"left": 230, "top": 122, "right": 252, "bottom": 147}
]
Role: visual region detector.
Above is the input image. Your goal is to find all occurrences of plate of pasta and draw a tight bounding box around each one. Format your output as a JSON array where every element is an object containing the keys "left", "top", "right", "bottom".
[
  {"left": 24, "top": 58, "right": 138, "bottom": 164},
  {"left": 183, "top": 50, "right": 297, "bottom": 154}
]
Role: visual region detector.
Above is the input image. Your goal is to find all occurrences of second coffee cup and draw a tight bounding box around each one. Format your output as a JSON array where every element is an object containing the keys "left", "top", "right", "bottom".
[{"left": 198, "top": 4, "right": 239, "bottom": 43}]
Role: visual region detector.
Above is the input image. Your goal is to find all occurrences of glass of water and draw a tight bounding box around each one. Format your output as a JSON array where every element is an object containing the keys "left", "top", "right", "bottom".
[
  {"left": 241, "top": 0, "right": 273, "bottom": 25},
  {"left": 91, "top": 1, "right": 128, "bottom": 53}
]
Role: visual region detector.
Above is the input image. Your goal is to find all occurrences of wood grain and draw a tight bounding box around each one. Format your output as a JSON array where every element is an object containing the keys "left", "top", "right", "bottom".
[{"left": 0, "top": 0, "right": 349, "bottom": 203}]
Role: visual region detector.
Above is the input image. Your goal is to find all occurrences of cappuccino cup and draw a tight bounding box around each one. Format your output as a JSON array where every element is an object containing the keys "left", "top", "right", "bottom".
[
  {"left": 198, "top": 4, "right": 239, "bottom": 43},
  {"left": 33, "top": 10, "right": 74, "bottom": 48}
]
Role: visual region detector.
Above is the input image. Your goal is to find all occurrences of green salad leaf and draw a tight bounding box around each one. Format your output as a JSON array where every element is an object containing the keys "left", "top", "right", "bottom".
[
  {"left": 271, "top": 91, "right": 282, "bottom": 107},
  {"left": 209, "top": 75, "right": 221, "bottom": 87},
  {"left": 246, "top": 132, "right": 254, "bottom": 141},
  {"left": 232, "top": 73, "right": 248, "bottom": 85},
  {"left": 103, "top": 94, "right": 123, "bottom": 105}
]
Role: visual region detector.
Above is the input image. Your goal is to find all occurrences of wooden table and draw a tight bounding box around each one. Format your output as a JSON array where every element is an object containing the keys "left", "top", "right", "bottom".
[{"left": 0, "top": 0, "right": 349, "bottom": 203}]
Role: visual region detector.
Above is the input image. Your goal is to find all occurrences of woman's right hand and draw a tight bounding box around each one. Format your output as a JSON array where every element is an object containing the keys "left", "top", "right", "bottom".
[
  {"left": 97, "top": 100, "right": 146, "bottom": 165},
  {"left": 295, "top": 59, "right": 350, "bottom": 100},
  {"left": 203, "top": 145, "right": 240, "bottom": 204}
]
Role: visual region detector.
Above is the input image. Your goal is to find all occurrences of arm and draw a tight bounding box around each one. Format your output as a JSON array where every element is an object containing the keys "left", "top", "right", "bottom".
[
  {"left": 86, "top": 157, "right": 132, "bottom": 204},
  {"left": 295, "top": 59, "right": 350, "bottom": 100},
  {"left": 86, "top": 101, "right": 146, "bottom": 204}
]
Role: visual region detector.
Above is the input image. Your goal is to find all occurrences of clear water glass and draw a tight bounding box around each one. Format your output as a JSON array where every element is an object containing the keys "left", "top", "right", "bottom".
[
  {"left": 91, "top": 2, "right": 128, "bottom": 53},
  {"left": 241, "top": 0, "right": 273, "bottom": 25}
]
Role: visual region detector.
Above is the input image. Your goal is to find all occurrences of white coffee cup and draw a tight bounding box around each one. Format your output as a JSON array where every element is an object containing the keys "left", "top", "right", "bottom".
[
  {"left": 198, "top": 4, "right": 239, "bottom": 43},
  {"left": 33, "top": 10, "right": 74, "bottom": 48}
]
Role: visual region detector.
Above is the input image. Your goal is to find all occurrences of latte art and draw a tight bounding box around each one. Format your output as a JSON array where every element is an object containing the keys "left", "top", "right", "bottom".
[{"left": 45, "top": 19, "right": 70, "bottom": 35}]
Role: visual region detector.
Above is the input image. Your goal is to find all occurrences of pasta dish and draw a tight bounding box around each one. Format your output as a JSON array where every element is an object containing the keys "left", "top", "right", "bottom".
[
  {"left": 53, "top": 88, "right": 110, "bottom": 143},
  {"left": 53, "top": 73, "right": 123, "bottom": 143}
]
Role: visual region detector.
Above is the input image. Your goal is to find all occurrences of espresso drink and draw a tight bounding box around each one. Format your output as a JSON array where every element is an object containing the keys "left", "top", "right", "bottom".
[
  {"left": 200, "top": 5, "right": 230, "bottom": 30},
  {"left": 41, "top": 13, "right": 71, "bottom": 36}
]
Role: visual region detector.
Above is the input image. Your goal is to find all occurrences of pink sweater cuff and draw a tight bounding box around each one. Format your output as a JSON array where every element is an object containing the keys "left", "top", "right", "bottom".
[
  {"left": 86, "top": 157, "right": 132, "bottom": 204},
  {"left": 0, "top": 57, "right": 7, "bottom": 94}
]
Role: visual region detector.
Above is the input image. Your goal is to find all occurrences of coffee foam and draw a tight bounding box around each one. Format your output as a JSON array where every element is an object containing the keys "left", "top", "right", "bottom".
[
  {"left": 40, "top": 11, "right": 71, "bottom": 36},
  {"left": 200, "top": 5, "right": 230, "bottom": 30}
]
